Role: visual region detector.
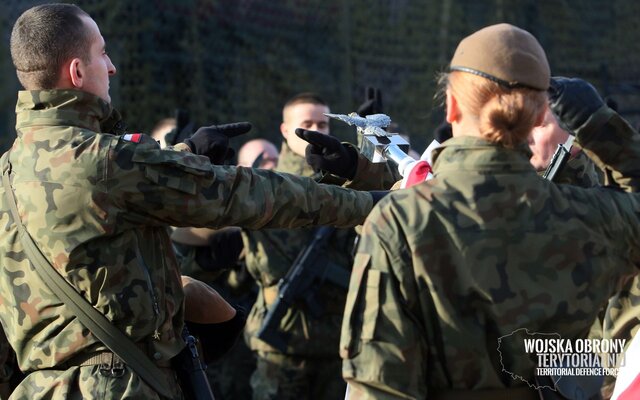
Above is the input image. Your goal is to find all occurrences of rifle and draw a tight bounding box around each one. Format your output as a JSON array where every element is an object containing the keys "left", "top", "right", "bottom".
[
  {"left": 542, "top": 136, "right": 575, "bottom": 182},
  {"left": 256, "top": 226, "right": 350, "bottom": 352},
  {"left": 173, "top": 327, "right": 216, "bottom": 400}
]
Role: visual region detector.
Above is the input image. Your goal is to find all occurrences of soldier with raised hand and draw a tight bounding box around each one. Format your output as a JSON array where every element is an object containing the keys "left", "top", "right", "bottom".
[
  {"left": 531, "top": 80, "right": 640, "bottom": 399},
  {"left": 0, "top": 4, "right": 379, "bottom": 399},
  {"left": 529, "top": 104, "right": 601, "bottom": 188},
  {"left": 339, "top": 23, "right": 640, "bottom": 399}
]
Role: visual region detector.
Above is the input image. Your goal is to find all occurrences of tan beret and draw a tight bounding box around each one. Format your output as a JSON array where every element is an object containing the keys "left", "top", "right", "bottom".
[{"left": 450, "top": 23, "right": 550, "bottom": 91}]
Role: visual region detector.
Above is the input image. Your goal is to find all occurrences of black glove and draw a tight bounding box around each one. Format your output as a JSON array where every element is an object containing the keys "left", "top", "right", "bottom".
[
  {"left": 548, "top": 77, "right": 606, "bottom": 134},
  {"left": 185, "top": 305, "right": 247, "bottom": 363},
  {"left": 295, "top": 128, "right": 358, "bottom": 180},
  {"left": 433, "top": 121, "right": 453, "bottom": 143},
  {"left": 184, "top": 122, "right": 252, "bottom": 164},
  {"left": 357, "top": 86, "right": 383, "bottom": 117}
]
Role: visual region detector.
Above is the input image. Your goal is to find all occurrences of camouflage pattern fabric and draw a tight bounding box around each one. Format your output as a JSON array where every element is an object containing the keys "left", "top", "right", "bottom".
[
  {"left": 243, "top": 144, "right": 351, "bottom": 398},
  {"left": 538, "top": 133, "right": 640, "bottom": 399},
  {"left": 318, "top": 142, "right": 400, "bottom": 191},
  {"left": 175, "top": 241, "right": 257, "bottom": 399},
  {"left": 0, "top": 90, "right": 373, "bottom": 399},
  {"left": 554, "top": 150, "right": 602, "bottom": 188},
  {"left": 576, "top": 131, "right": 640, "bottom": 391},
  {"left": 340, "top": 106, "right": 640, "bottom": 399},
  {"left": 594, "top": 274, "right": 640, "bottom": 398},
  {"left": 601, "top": 277, "right": 640, "bottom": 349},
  {"left": 206, "top": 333, "right": 257, "bottom": 399},
  {"left": 250, "top": 350, "right": 345, "bottom": 400}
]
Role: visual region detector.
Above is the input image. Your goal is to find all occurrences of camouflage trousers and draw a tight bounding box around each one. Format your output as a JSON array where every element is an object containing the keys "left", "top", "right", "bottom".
[
  {"left": 250, "top": 351, "right": 345, "bottom": 400},
  {"left": 206, "top": 335, "right": 256, "bottom": 399},
  {"left": 10, "top": 365, "right": 183, "bottom": 400}
]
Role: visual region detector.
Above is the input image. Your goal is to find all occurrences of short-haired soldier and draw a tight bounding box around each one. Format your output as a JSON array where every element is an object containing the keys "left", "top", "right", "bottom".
[{"left": 1, "top": 4, "right": 378, "bottom": 399}]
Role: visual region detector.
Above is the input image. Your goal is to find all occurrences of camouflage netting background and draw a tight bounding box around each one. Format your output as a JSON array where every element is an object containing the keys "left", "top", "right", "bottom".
[{"left": 2, "top": 0, "right": 640, "bottom": 154}]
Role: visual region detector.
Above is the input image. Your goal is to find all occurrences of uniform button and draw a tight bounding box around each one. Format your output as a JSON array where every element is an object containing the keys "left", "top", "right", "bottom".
[{"left": 153, "top": 352, "right": 162, "bottom": 360}]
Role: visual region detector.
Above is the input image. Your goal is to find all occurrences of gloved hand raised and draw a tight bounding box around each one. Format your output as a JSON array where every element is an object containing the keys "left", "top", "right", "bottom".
[
  {"left": 295, "top": 128, "right": 358, "bottom": 180},
  {"left": 184, "top": 122, "right": 252, "bottom": 164},
  {"left": 548, "top": 77, "right": 606, "bottom": 134}
]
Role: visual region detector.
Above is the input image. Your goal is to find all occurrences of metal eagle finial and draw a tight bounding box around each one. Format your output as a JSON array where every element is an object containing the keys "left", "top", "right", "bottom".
[{"left": 324, "top": 112, "right": 391, "bottom": 137}]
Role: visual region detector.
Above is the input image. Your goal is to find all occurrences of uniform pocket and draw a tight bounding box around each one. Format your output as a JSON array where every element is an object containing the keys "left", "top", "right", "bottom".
[{"left": 340, "top": 253, "right": 381, "bottom": 359}]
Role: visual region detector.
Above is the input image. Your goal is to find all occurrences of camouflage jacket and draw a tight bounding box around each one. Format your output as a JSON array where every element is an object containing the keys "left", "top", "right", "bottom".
[
  {"left": 243, "top": 143, "right": 357, "bottom": 356},
  {"left": 0, "top": 90, "right": 373, "bottom": 398},
  {"left": 341, "top": 107, "right": 640, "bottom": 399}
]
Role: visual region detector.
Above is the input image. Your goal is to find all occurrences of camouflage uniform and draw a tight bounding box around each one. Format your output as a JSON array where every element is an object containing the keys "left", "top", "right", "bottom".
[
  {"left": 340, "top": 107, "right": 640, "bottom": 399},
  {"left": 553, "top": 150, "right": 601, "bottom": 189},
  {"left": 175, "top": 238, "right": 257, "bottom": 399},
  {"left": 0, "top": 90, "right": 373, "bottom": 399},
  {"left": 243, "top": 144, "right": 355, "bottom": 400},
  {"left": 567, "top": 149, "right": 640, "bottom": 398}
]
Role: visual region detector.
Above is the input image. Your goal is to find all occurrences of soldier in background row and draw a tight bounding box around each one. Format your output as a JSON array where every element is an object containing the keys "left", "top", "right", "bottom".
[
  {"left": 241, "top": 93, "right": 357, "bottom": 400},
  {"left": 172, "top": 137, "right": 280, "bottom": 399}
]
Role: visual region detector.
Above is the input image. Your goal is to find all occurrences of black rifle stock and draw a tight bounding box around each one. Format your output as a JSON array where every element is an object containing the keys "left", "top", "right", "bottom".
[
  {"left": 174, "top": 327, "right": 215, "bottom": 400},
  {"left": 256, "top": 226, "right": 350, "bottom": 352}
]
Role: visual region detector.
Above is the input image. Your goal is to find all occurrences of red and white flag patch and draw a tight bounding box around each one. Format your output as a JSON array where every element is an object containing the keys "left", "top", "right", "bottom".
[{"left": 123, "top": 133, "right": 143, "bottom": 143}]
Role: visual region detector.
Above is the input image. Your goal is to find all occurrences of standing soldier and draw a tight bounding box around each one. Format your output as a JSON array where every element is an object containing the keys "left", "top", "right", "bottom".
[
  {"left": 172, "top": 137, "right": 281, "bottom": 399},
  {"left": 340, "top": 23, "right": 640, "bottom": 399},
  {"left": 0, "top": 4, "right": 379, "bottom": 399},
  {"left": 243, "top": 93, "right": 357, "bottom": 400},
  {"left": 530, "top": 86, "right": 640, "bottom": 399}
]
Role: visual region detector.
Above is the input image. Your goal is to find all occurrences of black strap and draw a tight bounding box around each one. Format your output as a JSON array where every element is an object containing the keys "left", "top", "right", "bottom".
[{"left": 0, "top": 152, "right": 173, "bottom": 399}]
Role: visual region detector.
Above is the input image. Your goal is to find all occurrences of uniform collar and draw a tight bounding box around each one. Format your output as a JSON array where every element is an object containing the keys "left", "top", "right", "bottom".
[
  {"left": 15, "top": 89, "right": 112, "bottom": 134},
  {"left": 431, "top": 136, "right": 535, "bottom": 175}
]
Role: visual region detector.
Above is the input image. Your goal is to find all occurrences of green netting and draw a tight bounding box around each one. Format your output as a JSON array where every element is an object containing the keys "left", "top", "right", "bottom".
[{"left": 2, "top": 0, "right": 640, "bottom": 154}]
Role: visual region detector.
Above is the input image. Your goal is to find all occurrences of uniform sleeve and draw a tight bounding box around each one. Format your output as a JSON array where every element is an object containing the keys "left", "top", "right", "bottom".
[
  {"left": 573, "top": 107, "right": 640, "bottom": 263},
  {"left": 102, "top": 136, "right": 373, "bottom": 231},
  {"left": 316, "top": 143, "right": 401, "bottom": 191},
  {"left": 576, "top": 106, "right": 640, "bottom": 192},
  {"left": 343, "top": 145, "right": 402, "bottom": 191},
  {"left": 340, "top": 197, "right": 427, "bottom": 399}
]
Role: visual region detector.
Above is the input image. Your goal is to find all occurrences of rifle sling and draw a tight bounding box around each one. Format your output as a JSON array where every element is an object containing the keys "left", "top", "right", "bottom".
[{"left": 0, "top": 152, "right": 174, "bottom": 399}]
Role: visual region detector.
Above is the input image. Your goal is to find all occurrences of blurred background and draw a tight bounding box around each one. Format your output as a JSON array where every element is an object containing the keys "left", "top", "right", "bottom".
[{"left": 2, "top": 0, "right": 640, "bottom": 153}]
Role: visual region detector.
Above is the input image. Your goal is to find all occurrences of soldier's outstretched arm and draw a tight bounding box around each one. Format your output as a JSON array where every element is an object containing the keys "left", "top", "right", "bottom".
[
  {"left": 340, "top": 197, "right": 427, "bottom": 399},
  {"left": 102, "top": 135, "right": 378, "bottom": 230},
  {"left": 295, "top": 128, "right": 399, "bottom": 191}
]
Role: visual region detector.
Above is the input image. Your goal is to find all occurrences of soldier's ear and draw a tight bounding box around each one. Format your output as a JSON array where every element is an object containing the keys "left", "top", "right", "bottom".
[
  {"left": 445, "top": 90, "right": 460, "bottom": 124},
  {"left": 68, "top": 58, "right": 84, "bottom": 89},
  {"left": 280, "top": 122, "right": 289, "bottom": 141}
]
